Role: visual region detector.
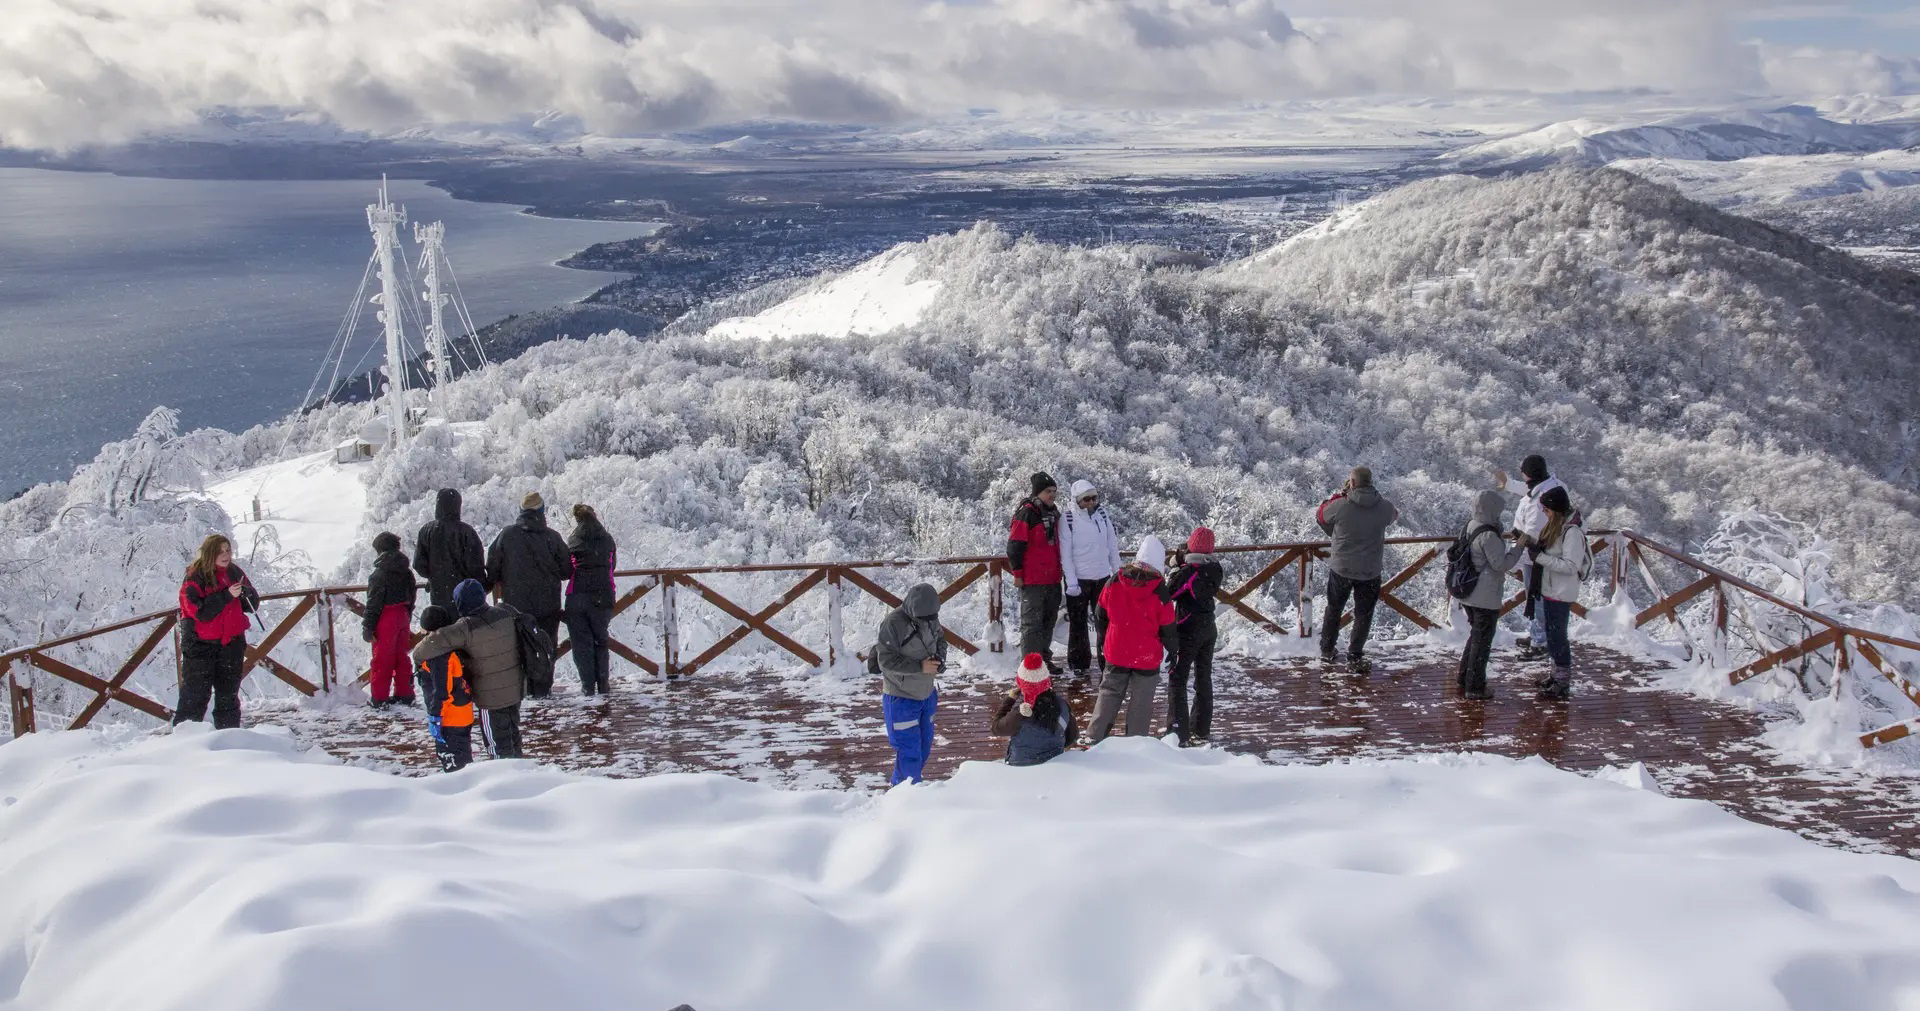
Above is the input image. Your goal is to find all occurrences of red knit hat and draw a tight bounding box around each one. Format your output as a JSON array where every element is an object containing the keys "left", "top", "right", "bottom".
[
  {"left": 1188, "top": 526, "right": 1215, "bottom": 554},
  {"left": 1017, "top": 652, "right": 1051, "bottom": 713}
]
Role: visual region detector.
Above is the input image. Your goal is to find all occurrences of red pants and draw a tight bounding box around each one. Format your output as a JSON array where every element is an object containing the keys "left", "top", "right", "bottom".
[{"left": 371, "top": 606, "right": 414, "bottom": 702}]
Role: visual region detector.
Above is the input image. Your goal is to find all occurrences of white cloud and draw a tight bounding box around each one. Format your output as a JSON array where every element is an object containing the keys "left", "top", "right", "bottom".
[{"left": 0, "top": 0, "right": 1914, "bottom": 150}]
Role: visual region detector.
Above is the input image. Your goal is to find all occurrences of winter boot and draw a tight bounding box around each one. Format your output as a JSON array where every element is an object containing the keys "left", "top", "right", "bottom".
[
  {"left": 1319, "top": 648, "right": 1338, "bottom": 665},
  {"left": 1348, "top": 654, "right": 1373, "bottom": 675},
  {"left": 1537, "top": 666, "right": 1572, "bottom": 700}
]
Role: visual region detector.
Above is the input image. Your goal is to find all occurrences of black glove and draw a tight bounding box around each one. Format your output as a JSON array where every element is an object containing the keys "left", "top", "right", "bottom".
[{"left": 361, "top": 627, "right": 375, "bottom": 643}]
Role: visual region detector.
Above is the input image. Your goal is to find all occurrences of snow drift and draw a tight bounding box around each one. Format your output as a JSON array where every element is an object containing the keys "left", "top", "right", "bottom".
[
  {"left": 707, "top": 247, "right": 942, "bottom": 342},
  {"left": 4, "top": 727, "right": 1920, "bottom": 1011}
]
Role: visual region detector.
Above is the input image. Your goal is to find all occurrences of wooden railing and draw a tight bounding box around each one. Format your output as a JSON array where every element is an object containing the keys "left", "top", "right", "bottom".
[{"left": 5, "top": 531, "right": 1917, "bottom": 748}]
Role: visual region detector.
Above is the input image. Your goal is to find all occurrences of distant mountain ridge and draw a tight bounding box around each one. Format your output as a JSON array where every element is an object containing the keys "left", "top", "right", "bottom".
[{"left": 1438, "top": 107, "right": 1919, "bottom": 171}]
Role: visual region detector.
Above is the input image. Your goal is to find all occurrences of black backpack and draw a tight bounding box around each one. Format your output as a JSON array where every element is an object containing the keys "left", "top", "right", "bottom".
[
  {"left": 1445, "top": 524, "right": 1499, "bottom": 600},
  {"left": 513, "top": 611, "right": 557, "bottom": 697}
]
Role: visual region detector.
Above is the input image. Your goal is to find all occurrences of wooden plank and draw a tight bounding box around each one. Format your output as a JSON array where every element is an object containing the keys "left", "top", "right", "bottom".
[
  {"left": 1861, "top": 718, "right": 1918, "bottom": 748},
  {"left": 836, "top": 566, "right": 902, "bottom": 610},
  {"left": 675, "top": 570, "right": 827, "bottom": 675},
  {"left": 1380, "top": 547, "right": 1439, "bottom": 595},
  {"left": 1635, "top": 574, "right": 1718, "bottom": 629},
  {"left": 606, "top": 638, "right": 660, "bottom": 677},
  {"left": 69, "top": 615, "right": 177, "bottom": 729},
  {"left": 1853, "top": 639, "right": 1920, "bottom": 711},
  {"left": 1728, "top": 627, "right": 1843, "bottom": 686},
  {"left": 611, "top": 577, "right": 658, "bottom": 617},
  {"left": 1630, "top": 543, "right": 1700, "bottom": 660},
  {"left": 26, "top": 651, "right": 172, "bottom": 722},
  {"left": 937, "top": 563, "right": 988, "bottom": 605},
  {"left": 241, "top": 594, "right": 316, "bottom": 677},
  {"left": 255, "top": 654, "right": 320, "bottom": 696},
  {"left": 336, "top": 595, "right": 367, "bottom": 618},
  {"left": 1222, "top": 548, "right": 1303, "bottom": 604}
]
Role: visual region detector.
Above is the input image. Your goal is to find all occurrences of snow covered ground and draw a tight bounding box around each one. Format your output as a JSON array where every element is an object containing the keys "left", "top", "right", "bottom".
[
  {"left": 3, "top": 726, "right": 1919, "bottom": 1011},
  {"left": 707, "top": 248, "right": 942, "bottom": 341},
  {"left": 205, "top": 449, "right": 369, "bottom": 579}
]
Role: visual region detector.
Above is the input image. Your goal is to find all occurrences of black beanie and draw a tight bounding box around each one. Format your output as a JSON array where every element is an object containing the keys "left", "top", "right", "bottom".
[
  {"left": 372, "top": 531, "right": 401, "bottom": 554},
  {"left": 1520, "top": 455, "right": 1549, "bottom": 483},
  {"left": 1540, "top": 486, "right": 1571, "bottom": 514},
  {"left": 418, "top": 604, "right": 454, "bottom": 632},
  {"left": 1031, "top": 472, "right": 1057, "bottom": 496}
]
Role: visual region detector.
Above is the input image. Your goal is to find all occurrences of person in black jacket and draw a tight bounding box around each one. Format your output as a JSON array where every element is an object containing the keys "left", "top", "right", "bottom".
[
  {"left": 1165, "top": 526, "right": 1225, "bottom": 747},
  {"left": 414, "top": 489, "right": 486, "bottom": 610},
  {"left": 362, "top": 531, "right": 419, "bottom": 707},
  {"left": 564, "top": 503, "right": 618, "bottom": 696},
  {"left": 487, "top": 491, "right": 570, "bottom": 696}
]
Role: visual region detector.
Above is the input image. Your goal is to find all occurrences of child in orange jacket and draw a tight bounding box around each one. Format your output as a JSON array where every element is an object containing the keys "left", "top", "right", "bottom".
[{"left": 414, "top": 605, "right": 476, "bottom": 771}]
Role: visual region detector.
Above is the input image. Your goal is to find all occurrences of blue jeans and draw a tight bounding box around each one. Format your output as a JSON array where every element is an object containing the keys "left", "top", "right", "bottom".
[
  {"left": 1542, "top": 600, "right": 1572, "bottom": 668},
  {"left": 883, "top": 689, "right": 937, "bottom": 785}
]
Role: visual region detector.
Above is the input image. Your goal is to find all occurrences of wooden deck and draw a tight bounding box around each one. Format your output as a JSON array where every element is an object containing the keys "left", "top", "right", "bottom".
[{"left": 263, "top": 642, "right": 1920, "bottom": 859}]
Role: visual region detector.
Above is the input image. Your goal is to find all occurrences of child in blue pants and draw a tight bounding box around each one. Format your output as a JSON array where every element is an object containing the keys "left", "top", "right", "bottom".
[{"left": 874, "top": 582, "right": 947, "bottom": 785}]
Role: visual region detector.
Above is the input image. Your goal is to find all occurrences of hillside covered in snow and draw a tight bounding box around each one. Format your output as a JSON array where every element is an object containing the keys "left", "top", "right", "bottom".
[
  {"left": 1437, "top": 106, "right": 1919, "bottom": 173},
  {"left": 4, "top": 168, "right": 1919, "bottom": 713}
]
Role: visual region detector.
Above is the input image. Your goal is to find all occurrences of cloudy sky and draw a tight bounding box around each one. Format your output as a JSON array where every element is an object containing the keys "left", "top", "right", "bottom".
[{"left": 3, "top": 0, "right": 1917, "bottom": 150}]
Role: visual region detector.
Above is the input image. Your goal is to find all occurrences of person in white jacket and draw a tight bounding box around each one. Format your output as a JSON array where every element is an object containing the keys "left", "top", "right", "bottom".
[
  {"left": 1492, "top": 454, "right": 1567, "bottom": 659},
  {"left": 1532, "top": 486, "right": 1591, "bottom": 700},
  {"left": 1060, "top": 479, "right": 1122, "bottom": 677}
]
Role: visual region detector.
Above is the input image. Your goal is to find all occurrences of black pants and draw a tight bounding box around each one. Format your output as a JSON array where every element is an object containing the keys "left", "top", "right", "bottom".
[
  {"left": 175, "top": 637, "right": 246, "bottom": 729},
  {"left": 1457, "top": 605, "right": 1500, "bottom": 694},
  {"left": 1064, "top": 576, "right": 1109, "bottom": 672},
  {"left": 436, "top": 725, "right": 474, "bottom": 772},
  {"left": 566, "top": 598, "right": 613, "bottom": 695},
  {"left": 1167, "top": 618, "right": 1218, "bottom": 741},
  {"left": 1019, "top": 583, "right": 1062, "bottom": 665},
  {"left": 484, "top": 704, "right": 523, "bottom": 759},
  {"left": 525, "top": 613, "right": 561, "bottom": 697},
  {"left": 1319, "top": 572, "right": 1381, "bottom": 659}
]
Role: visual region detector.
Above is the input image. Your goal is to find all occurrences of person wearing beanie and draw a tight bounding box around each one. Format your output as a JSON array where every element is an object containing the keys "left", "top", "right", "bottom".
[
  {"left": 1314, "top": 466, "right": 1400, "bottom": 674},
  {"left": 1084, "top": 536, "right": 1177, "bottom": 744},
  {"left": 1059, "top": 479, "right": 1123, "bottom": 680},
  {"left": 564, "top": 503, "right": 618, "bottom": 697},
  {"left": 1165, "top": 526, "right": 1225, "bottom": 745},
  {"left": 413, "top": 605, "right": 476, "bottom": 772},
  {"left": 1492, "top": 454, "right": 1569, "bottom": 659},
  {"left": 875, "top": 583, "right": 948, "bottom": 785},
  {"left": 1532, "top": 485, "right": 1591, "bottom": 700},
  {"left": 485, "top": 490, "right": 569, "bottom": 696},
  {"left": 414, "top": 488, "right": 485, "bottom": 610},
  {"left": 1006, "top": 471, "right": 1065, "bottom": 673},
  {"left": 415, "top": 578, "right": 530, "bottom": 759},
  {"left": 991, "top": 652, "right": 1079, "bottom": 766},
  {"left": 361, "top": 530, "right": 419, "bottom": 707}
]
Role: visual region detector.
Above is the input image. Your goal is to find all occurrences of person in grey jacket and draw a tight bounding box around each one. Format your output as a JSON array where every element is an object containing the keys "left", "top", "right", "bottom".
[
  {"left": 875, "top": 582, "right": 948, "bottom": 786},
  {"left": 1314, "top": 466, "right": 1400, "bottom": 673},
  {"left": 1456, "top": 490, "right": 1528, "bottom": 700},
  {"left": 413, "top": 579, "right": 528, "bottom": 759}
]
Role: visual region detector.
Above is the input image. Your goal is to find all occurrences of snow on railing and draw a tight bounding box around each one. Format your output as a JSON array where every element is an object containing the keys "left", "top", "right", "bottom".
[{"left": 6, "top": 530, "right": 1917, "bottom": 750}]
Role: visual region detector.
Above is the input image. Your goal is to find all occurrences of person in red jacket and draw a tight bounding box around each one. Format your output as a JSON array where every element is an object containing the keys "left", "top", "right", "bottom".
[
  {"left": 1084, "top": 535, "right": 1176, "bottom": 744},
  {"left": 174, "top": 533, "right": 260, "bottom": 729},
  {"left": 1007, "top": 472, "right": 1064, "bottom": 673}
]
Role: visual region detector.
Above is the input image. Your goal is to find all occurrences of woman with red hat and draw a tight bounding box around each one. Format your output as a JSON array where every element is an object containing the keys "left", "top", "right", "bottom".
[
  {"left": 991, "top": 653, "right": 1078, "bottom": 766},
  {"left": 1166, "top": 526, "right": 1224, "bottom": 746}
]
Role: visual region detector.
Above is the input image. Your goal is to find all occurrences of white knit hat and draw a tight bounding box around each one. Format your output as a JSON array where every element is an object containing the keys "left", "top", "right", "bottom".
[{"left": 1136, "top": 534, "right": 1168, "bottom": 574}]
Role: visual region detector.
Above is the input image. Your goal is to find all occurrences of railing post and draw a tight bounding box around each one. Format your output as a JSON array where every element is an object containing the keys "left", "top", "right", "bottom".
[
  {"left": 5, "top": 658, "right": 34, "bottom": 737},
  {"left": 826, "top": 567, "right": 845, "bottom": 671},
  {"left": 660, "top": 575, "right": 680, "bottom": 680},
  {"left": 1296, "top": 550, "right": 1313, "bottom": 638},
  {"left": 1609, "top": 532, "right": 1625, "bottom": 602},
  {"left": 1711, "top": 582, "right": 1729, "bottom": 667},
  {"left": 987, "top": 561, "right": 1005, "bottom": 654},
  {"left": 316, "top": 591, "right": 337, "bottom": 693}
]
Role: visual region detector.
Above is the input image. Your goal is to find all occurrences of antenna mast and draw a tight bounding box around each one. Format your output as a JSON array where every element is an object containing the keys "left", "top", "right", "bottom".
[
  {"left": 414, "top": 220, "right": 453, "bottom": 396},
  {"left": 366, "top": 176, "right": 410, "bottom": 449}
]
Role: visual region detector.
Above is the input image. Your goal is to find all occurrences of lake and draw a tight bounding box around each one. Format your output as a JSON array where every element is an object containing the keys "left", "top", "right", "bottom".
[{"left": 0, "top": 169, "right": 660, "bottom": 491}]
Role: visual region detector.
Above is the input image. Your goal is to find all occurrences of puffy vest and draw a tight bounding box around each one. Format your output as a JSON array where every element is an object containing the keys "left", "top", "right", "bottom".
[{"left": 1006, "top": 700, "right": 1070, "bottom": 767}]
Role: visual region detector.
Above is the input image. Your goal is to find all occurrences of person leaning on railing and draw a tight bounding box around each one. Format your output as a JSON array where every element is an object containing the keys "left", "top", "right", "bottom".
[{"left": 174, "top": 533, "right": 260, "bottom": 730}]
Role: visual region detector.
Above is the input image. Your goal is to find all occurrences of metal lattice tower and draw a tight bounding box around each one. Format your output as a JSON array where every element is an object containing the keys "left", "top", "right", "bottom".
[
  {"left": 413, "top": 220, "right": 453, "bottom": 396},
  {"left": 366, "top": 177, "right": 409, "bottom": 448}
]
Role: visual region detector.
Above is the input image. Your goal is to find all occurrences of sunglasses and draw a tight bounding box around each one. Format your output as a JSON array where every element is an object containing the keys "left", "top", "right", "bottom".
[{"left": 1079, "top": 495, "right": 1098, "bottom": 504}]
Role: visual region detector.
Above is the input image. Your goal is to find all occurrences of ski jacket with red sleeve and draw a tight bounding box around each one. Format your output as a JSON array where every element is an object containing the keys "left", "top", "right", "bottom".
[
  {"left": 179, "top": 564, "right": 259, "bottom": 645},
  {"left": 1006, "top": 497, "right": 1063, "bottom": 586}
]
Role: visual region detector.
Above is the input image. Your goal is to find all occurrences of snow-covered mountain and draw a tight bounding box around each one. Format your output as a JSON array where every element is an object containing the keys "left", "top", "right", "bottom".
[
  {"left": 1437, "top": 107, "right": 1918, "bottom": 172},
  {"left": 6, "top": 167, "right": 1920, "bottom": 722}
]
